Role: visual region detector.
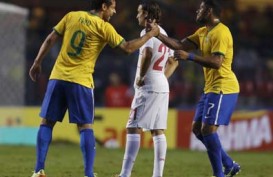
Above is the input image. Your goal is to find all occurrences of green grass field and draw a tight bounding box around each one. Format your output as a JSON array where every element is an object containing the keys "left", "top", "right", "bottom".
[{"left": 0, "top": 143, "right": 272, "bottom": 177}]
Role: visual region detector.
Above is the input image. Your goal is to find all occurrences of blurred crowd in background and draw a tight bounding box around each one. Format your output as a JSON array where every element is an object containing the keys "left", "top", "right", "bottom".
[{"left": 4, "top": 0, "right": 273, "bottom": 109}]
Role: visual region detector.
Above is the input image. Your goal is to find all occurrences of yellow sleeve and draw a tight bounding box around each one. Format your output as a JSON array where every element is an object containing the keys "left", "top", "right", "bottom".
[
  {"left": 210, "top": 30, "right": 228, "bottom": 55},
  {"left": 102, "top": 22, "right": 124, "bottom": 48},
  {"left": 187, "top": 28, "right": 201, "bottom": 48}
]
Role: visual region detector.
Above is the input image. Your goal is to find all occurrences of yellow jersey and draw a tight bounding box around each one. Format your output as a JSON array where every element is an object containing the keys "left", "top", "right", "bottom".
[
  {"left": 50, "top": 11, "right": 124, "bottom": 88},
  {"left": 187, "top": 23, "right": 239, "bottom": 94}
]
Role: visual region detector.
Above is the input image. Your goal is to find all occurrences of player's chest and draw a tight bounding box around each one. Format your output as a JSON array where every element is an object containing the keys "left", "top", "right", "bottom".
[{"left": 199, "top": 33, "right": 212, "bottom": 55}]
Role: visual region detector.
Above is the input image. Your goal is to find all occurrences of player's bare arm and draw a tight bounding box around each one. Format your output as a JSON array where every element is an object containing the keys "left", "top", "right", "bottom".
[
  {"left": 174, "top": 50, "right": 224, "bottom": 69},
  {"left": 157, "top": 34, "right": 197, "bottom": 52},
  {"left": 29, "top": 31, "right": 60, "bottom": 82},
  {"left": 157, "top": 33, "right": 183, "bottom": 50},
  {"left": 118, "top": 23, "right": 159, "bottom": 54},
  {"left": 164, "top": 56, "right": 179, "bottom": 79},
  {"left": 136, "top": 47, "right": 153, "bottom": 87}
]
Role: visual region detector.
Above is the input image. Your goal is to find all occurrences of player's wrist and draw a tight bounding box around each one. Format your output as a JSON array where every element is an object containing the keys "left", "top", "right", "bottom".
[
  {"left": 139, "top": 76, "right": 145, "bottom": 81},
  {"left": 187, "top": 53, "right": 195, "bottom": 61},
  {"left": 146, "top": 31, "right": 154, "bottom": 38},
  {"left": 33, "top": 60, "right": 42, "bottom": 65}
]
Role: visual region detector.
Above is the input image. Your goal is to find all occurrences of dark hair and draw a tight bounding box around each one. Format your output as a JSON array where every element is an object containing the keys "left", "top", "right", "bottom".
[
  {"left": 91, "top": 0, "right": 113, "bottom": 10},
  {"left": 203, "top": 0, "right": 222, "bottom": 17},
  {"left": 140, "top": 0, "right": 161, "bottom": 23}
]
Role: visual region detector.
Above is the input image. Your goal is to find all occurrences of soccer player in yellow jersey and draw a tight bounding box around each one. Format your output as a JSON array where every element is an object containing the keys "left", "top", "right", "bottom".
[
  {"left": 155, "top": 0, "right": 241, "bottom": 177},
  {"left": 28, "top": 0, "right": 159, "bottom": 177}
]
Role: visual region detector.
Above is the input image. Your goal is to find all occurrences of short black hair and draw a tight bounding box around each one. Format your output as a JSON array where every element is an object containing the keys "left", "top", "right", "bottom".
[
  {"left": 91, "top": 0, "right": 113, "bottom": 10},
  {"left": 203, "top": 0, "right": 222, "bottom": 17},
  {"left": 140, "top": 0, "right": 161, "bottom": 23}
]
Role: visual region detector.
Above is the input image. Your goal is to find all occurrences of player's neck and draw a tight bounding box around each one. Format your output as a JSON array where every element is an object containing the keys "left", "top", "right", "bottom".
[
  {"left": 206, "top": 18, "right": 220, "bottom": 31},
  {"left": 89, "top": 10, "right": 103, "bottom": 19}
]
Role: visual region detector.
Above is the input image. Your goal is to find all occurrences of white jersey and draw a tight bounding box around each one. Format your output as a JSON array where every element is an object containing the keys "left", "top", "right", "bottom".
[{"left": 134, "top": 26, "right": 173, "bottom": 92}]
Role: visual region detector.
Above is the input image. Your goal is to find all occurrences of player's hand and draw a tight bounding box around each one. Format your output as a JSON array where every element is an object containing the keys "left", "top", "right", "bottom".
[
  {"left": 29, "top": 62, "right": 42, "bottom": 82},
  {"left": 136, "top": 77, "right": 145, "bottom": 87},
  {"left": 174, "top": 50, "right": 188, "bottom": 60},
  {"left": 168, "top": 56, "right": 179, "bottom": 64},
  {"left": 145, "top": 19, "right": 159, "bottom": 37}
]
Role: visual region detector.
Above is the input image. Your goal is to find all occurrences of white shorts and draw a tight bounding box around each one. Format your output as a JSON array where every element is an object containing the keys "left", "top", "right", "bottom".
[{"left": 126, "top": 90, "right": 169, "bottom": 131}]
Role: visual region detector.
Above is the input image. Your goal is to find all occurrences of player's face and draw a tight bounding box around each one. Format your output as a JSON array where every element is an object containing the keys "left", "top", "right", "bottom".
[
  {"left": 136, "top": 5, "right": 147, "bottom": 27},
  {"left": 196, "top": 2, "right": 210, "bottom": 24},
  {"left": 102, "top": 0, "right": 116, "bottom": 21}
]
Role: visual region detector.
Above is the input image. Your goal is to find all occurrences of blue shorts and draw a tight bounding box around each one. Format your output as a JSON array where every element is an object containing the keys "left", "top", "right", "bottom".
[
  {"left": 193, "top": 92, "right": 238, "bottom": 125},
  {"left": 40, "top": 80, "right": 94, "bottom": 124}
]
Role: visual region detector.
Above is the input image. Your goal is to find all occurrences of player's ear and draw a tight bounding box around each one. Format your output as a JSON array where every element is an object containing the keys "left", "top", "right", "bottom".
[
  {"left": 144, "top": 11, "right": 149, "bottom": 19},
  {"left": 101, "top": 3, "right": 107, "bottom": 11}
]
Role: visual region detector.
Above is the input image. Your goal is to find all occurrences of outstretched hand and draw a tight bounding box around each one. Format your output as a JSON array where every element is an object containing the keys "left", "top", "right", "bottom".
[{"left": 174, "top": 50, "right": 189, "bottom": 60}]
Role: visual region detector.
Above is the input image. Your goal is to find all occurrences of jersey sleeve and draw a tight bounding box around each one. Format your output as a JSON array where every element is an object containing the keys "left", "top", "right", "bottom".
[
  {"left": 102, "top": 22, "right": 124, "bottom": 48},
  {"left": 187, "top": 28, "right": 202, "bottom": 48},
  {"left": 53, "top": 12, "right": 70, "bottom": 35},
  {"left": 210, "top": 30, "right": 228, "bottom": 56}
]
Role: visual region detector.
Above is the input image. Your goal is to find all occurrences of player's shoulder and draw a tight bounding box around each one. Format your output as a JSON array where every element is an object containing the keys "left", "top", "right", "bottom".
[
  {"left": 215, "top": 23, "right": 231, "bottom": 35},
  {"left": 216, "top": 23, "right": 230, "bottom": 31},
  {"left": 63, "top": 11, "right": 87, "bottom": 20},
  {"left": 197, "top": 26, "right": 207, "bottom": 33},
  {"left": 66, "top": 11, "right": 83, "bottom": 16},
  {"left": 87, "top": 13, "right": 113, "bottom": 28},
  {"left": 218, "top": 22, "right": 229, "bottom": 29},
  {"left": 158, "top": 25, "right": 168, "bottom": 36}
]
